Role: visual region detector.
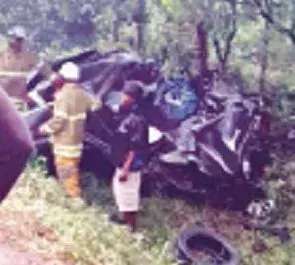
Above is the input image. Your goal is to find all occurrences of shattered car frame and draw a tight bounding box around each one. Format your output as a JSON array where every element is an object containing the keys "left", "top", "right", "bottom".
[{"left": 24, "top": 49, "right": 270, "bottom": 209}]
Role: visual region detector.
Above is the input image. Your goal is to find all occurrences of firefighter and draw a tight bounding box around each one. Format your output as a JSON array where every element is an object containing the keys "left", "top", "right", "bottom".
[
  {"left": 0, "top": 26, "right": 38, "bottom": 108},
  {"left": 39, "top": 62, "right": 102, "bottom": 198},
  {"left": 110, "top": 81, "right": 148, "bottom": 232}
]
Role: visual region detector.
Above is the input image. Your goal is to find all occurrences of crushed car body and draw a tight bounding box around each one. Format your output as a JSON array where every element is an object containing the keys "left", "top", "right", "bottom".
[{"left": 23, "top": 49, "right": 270, "bottom": 209}]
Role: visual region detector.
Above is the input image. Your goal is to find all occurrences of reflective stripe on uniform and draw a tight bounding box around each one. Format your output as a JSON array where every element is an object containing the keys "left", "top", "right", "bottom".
[
  {"left": 55, "top": 144, "right": 83, "bottom": 150},
  {"left": 53, "top": 149, "right": 82, "bottom": 158},
  {"left": 52, "top": 143, "right": 83, "bottom": 158},
  {"left": 54, "top": 110, "right": 86, "bottom": 121}
]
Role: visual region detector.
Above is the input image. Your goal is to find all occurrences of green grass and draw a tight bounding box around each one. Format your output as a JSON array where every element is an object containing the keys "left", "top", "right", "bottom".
[{"left": 1, "top": 157, "right": 295, "bottom": 265}]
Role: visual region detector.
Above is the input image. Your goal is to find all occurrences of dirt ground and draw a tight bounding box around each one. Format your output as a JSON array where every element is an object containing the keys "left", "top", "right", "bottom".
[{"left": 0, "top": 211, "right": 75, "bottom": 265}]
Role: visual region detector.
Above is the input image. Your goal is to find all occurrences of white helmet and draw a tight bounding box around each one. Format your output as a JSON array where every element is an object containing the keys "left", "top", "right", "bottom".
[
  {"left": 8, "top": 25, "right": 27, "bottom": 39},
  {"left": 59, "top": 62, "right": 81, "bottom": 81}
]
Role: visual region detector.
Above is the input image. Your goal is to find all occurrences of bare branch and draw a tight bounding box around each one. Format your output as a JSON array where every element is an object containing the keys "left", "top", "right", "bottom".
[
  {"left": 223, "top": 0, "right": 237, "bottom": 65},
  {"left": 252, "top": 0, "right": 295, "bottom": 45},
  {"left": 213, "top": 37, "right": 223, "bottom": 63},
  {"left": 196, "top": 21, "right": 209, "bottom": 75},
  {"left": 212, "top": 0, "right": 238, "bottom": 72}
]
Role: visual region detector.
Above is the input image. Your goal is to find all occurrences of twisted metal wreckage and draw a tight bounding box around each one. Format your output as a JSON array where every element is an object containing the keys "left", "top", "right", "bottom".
[{"left": 23, "top": 49, "right": 271, "bottom": 209}]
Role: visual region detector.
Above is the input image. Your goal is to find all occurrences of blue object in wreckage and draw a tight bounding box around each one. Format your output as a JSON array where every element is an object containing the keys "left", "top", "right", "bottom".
[
  {"left": 130, "top": 156, "right": 144, "bottom": 171},
  {"left": 155, "top": 77, "right": 198, "bottom": 121}
]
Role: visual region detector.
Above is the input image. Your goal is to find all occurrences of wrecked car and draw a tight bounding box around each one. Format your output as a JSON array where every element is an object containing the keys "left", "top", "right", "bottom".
[{"left": 23, "top": 49, "right": 269, "bottom": 209}]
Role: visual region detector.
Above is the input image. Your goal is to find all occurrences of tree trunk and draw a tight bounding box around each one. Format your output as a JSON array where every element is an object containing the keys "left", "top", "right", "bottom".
[
  {"left": 112, "top": 0, "right": 120, "bottom": 42},
  {"left": 196, "top": 21, "right": 209, "bottom": 76},
  {"left": 212, "top": 0, "right": 237, "bottom": 75},
  {"left": 113, "top": 20, "right": 120, "bottom": 43},
  {"left": 259, "top": 20, "right": 270, "bottom": 93},
  {"left": 61, "top": 1, "right": 69, "bottom": 21},
  {"left": 137, "top": 0, "right": 146, "bottom": 57}
]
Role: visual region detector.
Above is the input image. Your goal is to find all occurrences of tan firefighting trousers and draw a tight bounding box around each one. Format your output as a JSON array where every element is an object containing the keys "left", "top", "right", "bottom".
[{"left": 54, "top": 156, "right": 81, "bottom": 198}]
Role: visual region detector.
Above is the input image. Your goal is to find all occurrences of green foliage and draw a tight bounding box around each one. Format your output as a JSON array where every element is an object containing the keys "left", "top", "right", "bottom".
[
  {"left": 2, "top": 160, "right": 295, "bottom": 265},
  {"left": 1, "top": 0, "right": 295, "bottom": 88}
]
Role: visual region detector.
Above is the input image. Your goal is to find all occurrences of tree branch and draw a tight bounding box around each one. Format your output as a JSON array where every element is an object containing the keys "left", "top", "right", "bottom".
[
  {"left": 213, "top": 0, "right": 237, "bottom": 72},
  {"left": 213, "top": 37, "right": 223, "bottom": 63},
  {"left": 223, "top": 0, "right": 237, "bottom": 65},
  {"left": 253, "top": 0, "right": 295, "bottom": 45},
  {"left": 196, "top": 21, "right": 209, "bottom": 75}
]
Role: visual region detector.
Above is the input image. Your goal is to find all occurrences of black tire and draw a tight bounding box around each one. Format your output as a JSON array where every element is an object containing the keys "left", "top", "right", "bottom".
[{"left": 175, "top": 227, "right": 240, "bottom": 265}]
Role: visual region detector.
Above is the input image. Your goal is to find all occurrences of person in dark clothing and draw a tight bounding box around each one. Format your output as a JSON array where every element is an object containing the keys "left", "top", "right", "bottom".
[
  {"left": 110, "top": 81, "right": 148, "bottom": 232},
  {"left": 0, "top": 88, "right": 34, "bottom": 202}
]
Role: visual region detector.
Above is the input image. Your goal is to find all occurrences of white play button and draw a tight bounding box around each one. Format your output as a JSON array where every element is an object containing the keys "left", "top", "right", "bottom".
[{"left": 148, "top": 126, "right": 163, "bottom": 144}]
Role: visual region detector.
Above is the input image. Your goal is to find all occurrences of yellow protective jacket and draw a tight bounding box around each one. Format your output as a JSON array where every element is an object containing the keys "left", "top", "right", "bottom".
[
  {"left": 0, "top": 48, "right": 38, "bottom": 99},
  {"left": 40, "top": 82, "right": 102, "bottom": 158}
]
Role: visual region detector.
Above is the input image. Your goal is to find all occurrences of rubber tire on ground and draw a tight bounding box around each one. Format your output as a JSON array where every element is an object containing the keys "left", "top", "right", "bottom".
[{"left": 175, "top": 227, "right": 240, "bottom": 265}]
